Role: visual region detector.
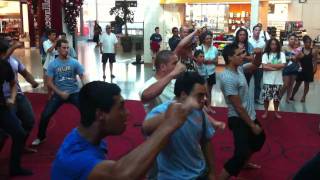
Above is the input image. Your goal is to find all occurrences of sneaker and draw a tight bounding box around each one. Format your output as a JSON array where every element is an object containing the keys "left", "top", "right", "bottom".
[{"left": 31, "top": 138, "right": 45, "bottom": 146}]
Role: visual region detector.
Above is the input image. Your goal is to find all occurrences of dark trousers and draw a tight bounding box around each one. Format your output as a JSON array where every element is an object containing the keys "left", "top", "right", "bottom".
[
  {"left": 0, "top": 107, "right": 26, "bottom": 170},
  {"left": 37, "top": 93, "right": 80, "bottom": 140},
  {"left": 293, "top": 152, "right": 320, "bottom": 180},
  {"left": 12, "top": 94, "right": 35, "bottom": 138},
  {"left": 254, "top": 68, "right": 263, "bottom": 101},
  {"left": 224, "top": 117, "right": 266, "bottom": 176}
]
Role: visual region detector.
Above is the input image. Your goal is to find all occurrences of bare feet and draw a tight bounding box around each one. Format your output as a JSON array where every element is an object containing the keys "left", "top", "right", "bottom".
[
  {"left": 262, "top": 112, "right": 268, "bottom": 119},
  {"left": 24, "top": 147, "right": 37, "bottom": 153},
  {"left": 244, "top": 162, "right": 261, "bottom": 169},
  {"left": 274, "top": 112, "right": 282, "bottom": 119}
]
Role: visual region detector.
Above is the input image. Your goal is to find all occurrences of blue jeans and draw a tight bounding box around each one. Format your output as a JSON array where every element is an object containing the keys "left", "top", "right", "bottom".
[
  {"left": 0, "top": 106, "right": 26, "bottom": 170},
  {"left": 254, "top": 68, "right": 263, "bottom": 101},
  {"left": 37, "top": 93, "right": 80, "bottom": 140}
]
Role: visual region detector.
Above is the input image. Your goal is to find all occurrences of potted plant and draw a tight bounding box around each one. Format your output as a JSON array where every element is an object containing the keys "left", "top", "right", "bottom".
[{"left": 109, "top": 0, "right": 134, "bottom": 52}]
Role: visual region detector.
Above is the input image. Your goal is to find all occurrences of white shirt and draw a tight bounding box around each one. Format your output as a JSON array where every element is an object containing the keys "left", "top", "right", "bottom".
[
  {"left": 262, "top": 52, "right": 286, "bottom": 85},
  {"left": 249, "top": 37, "right": 266, "bottom": 49},
  {"left": 99, "top": 32, "right": 118, "bottom": 53},
  {"left": 259, "top": 30, "right": 270, "bottom": 41},
  {"left": 139, "top": 77, "right": 175, "bottom": 112},
  {"left": 43, "top": 39, "right": 58, "bottom": 70}
]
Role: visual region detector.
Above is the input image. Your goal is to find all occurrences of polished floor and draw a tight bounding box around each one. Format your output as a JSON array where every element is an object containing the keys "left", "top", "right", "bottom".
[{"left": 14, "top": 40, "right": 320, "bottom": 114}]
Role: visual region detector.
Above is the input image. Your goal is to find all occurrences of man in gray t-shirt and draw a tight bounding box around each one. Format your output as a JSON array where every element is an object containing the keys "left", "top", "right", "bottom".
[{"left": 219, "top": 44, "right": 265, "bottom": 179}]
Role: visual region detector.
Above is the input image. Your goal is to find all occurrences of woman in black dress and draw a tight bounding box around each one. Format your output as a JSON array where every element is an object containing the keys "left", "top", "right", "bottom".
[{"left": 290, "top": 35, "right": 318, "bottom": 102}]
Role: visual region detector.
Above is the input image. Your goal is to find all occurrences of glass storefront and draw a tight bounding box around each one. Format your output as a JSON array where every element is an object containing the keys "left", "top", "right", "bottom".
[
  {"left": 81, "top": 0, "right": 144, "bottom": 38},
  {"left": 185, "top": 4, "right": 228, "bottom": 32}
]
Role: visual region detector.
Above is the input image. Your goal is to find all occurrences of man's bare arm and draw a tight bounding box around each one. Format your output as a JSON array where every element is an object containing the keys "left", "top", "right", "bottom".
[
  {"left": 20, "top": 69, "right": 39, "bottom": 88},
  {"left": 142, "top": 113, "right": 165, "bottom": 136},
  {"left": 141, "top": 61, "right": 185, "bottom": 103},
  {"left": 243, "top": 53, "right": 262, "bottom": 74}
]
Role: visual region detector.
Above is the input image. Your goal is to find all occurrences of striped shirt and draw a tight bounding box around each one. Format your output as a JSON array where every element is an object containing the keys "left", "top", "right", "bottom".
[{"left": 219, "top": 66, "right": 256, "bottom": 120}]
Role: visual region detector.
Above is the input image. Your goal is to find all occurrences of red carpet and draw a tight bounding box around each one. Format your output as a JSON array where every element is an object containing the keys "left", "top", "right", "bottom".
[{"left": 0, "top": 93, "right": 319, "bottom": 180}]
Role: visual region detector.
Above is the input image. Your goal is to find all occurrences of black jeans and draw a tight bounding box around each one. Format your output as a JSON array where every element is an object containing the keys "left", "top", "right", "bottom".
[
  {"left": 293, "top": 152, "right": 320, "bottom": 180},
  {"left": 254, "top": 68, "right": 263, "bottom": 101},
  {"left": 224, "top": 117, "right": 266, "bottom": 176},
  {"left": 0, "top": 106, "right": 26, "bottom": 170},
  {"left": 12, "top": 94, "right": 35, "bottom": 140},
  {"left": 37, "top": 93, "right": 80, "bottom": 140}
]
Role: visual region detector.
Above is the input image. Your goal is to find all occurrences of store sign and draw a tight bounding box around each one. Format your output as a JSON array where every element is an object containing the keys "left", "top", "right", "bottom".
[
  {"left": 115, "top": 1, "right": 137, "bottom": 7},
  {"left": 42, "top": 0, "right": 51, "bottom": 28}
]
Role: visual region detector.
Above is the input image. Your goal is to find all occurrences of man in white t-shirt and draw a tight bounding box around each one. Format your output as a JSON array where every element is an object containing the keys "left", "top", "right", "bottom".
[
  {"left": 256, "top": 23, "right": 270, "bottom": 42},
  {"left": 249, "top": 25, "right": 266, "bottom": 104},
  {"left": 140, "top": 50, "right": 186, "bottom": 113},
  {"left": 99, "top": 25, "right": 118, "bottom": 79},
  {"left": 43, "top": 29, "right": 57, "bottom": 97},
  {"left": 43, "top": 29, "right": 57, "bottom": 70}
]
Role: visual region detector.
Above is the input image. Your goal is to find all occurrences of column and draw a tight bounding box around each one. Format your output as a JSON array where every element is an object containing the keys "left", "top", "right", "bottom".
[{"left": 250, "top": 0, "right": 259, "bottom": 29}]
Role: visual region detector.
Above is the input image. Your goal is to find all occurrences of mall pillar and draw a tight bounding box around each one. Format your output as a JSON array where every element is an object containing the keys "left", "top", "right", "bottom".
[
  {"left": 144, "top": 1, "right": 163, "bottom": 63},
  {"left": 250, "top": 0, "right": 259, "bottom": 29}
]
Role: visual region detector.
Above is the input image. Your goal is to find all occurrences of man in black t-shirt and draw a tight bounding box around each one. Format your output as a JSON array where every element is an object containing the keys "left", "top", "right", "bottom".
[
  {"left": 150, "top": 27, "right": 162, "bottom": 70},
  {"left": 168, "top": 27, "right": 181, "bottom": 51},
  {"left": 0, "top": 40, "right": 33, "bottom": 176}
]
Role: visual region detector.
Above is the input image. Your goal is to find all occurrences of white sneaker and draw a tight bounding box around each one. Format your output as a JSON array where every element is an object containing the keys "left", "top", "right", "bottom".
[{"left": 31, "top": 138, "right": 45, "bottom": 146}]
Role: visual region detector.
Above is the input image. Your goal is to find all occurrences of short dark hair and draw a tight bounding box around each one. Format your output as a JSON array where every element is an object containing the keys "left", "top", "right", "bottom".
[
  {"left": 302, "top": 35, "right": 312, "bottom": 43},
  {"left": 60, "top": 32, "right": 66, "bottom": 36},
  {"left": 155, "top": 27, "right": 159, "bottom": 31},
  {"left": 222, "top": 43, "right": 238, "bottom": 65},
  {"left": 56, "top": 39, "right": 69, "bottom": 48},
  {"left": 288, "top": 33, "right": 297, "bottom": 39},
  {"left": 194, "top": 49, "right": 204, "bottom": 58},
  {"left": 155, "top": 50, "right": 175, "bottom": 71},
  {"left": 174, "top": 72, "right": 205, "bottom": 97},
  {"left": 79, "top": 81, "right": 121, "bottom": 127},
  {"left": 172, "top": 27, "right": 178, "bottom": 33},
  {"left": 0, "top": 38, "right": 10, "bottom": 53},
  {"left": 47, "top": 29, "right": 56, "bottom": 36},
  {"left": 199, "top": 31, "right": 213, "bottom": 45},
  {"left": 252, "top": 25, "right": 261, "bottom": 31}
]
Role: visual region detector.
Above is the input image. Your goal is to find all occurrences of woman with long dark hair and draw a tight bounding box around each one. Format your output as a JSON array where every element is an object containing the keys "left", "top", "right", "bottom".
[
  {"left": 196, "top": 31, "right": 219, "bottom": 110},
  {"left": 280, "top": 34, "right": 301, "bottom": 103},
  {"left": 290, "top": 35, "right": 318, "bottom": 102},
  {"left": 261, "top": 38, "right": 286, "bottom": 119}
]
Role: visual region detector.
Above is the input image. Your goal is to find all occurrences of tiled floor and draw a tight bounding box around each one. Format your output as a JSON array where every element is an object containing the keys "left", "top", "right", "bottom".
[{"left": 14, "top": 40, "right": 320, "bottom": 114}]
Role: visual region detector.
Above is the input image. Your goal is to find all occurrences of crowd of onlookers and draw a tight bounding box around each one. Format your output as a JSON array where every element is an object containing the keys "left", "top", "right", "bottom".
[{"left": 0, "top": 21, "right": 318, "bottom": 180}]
